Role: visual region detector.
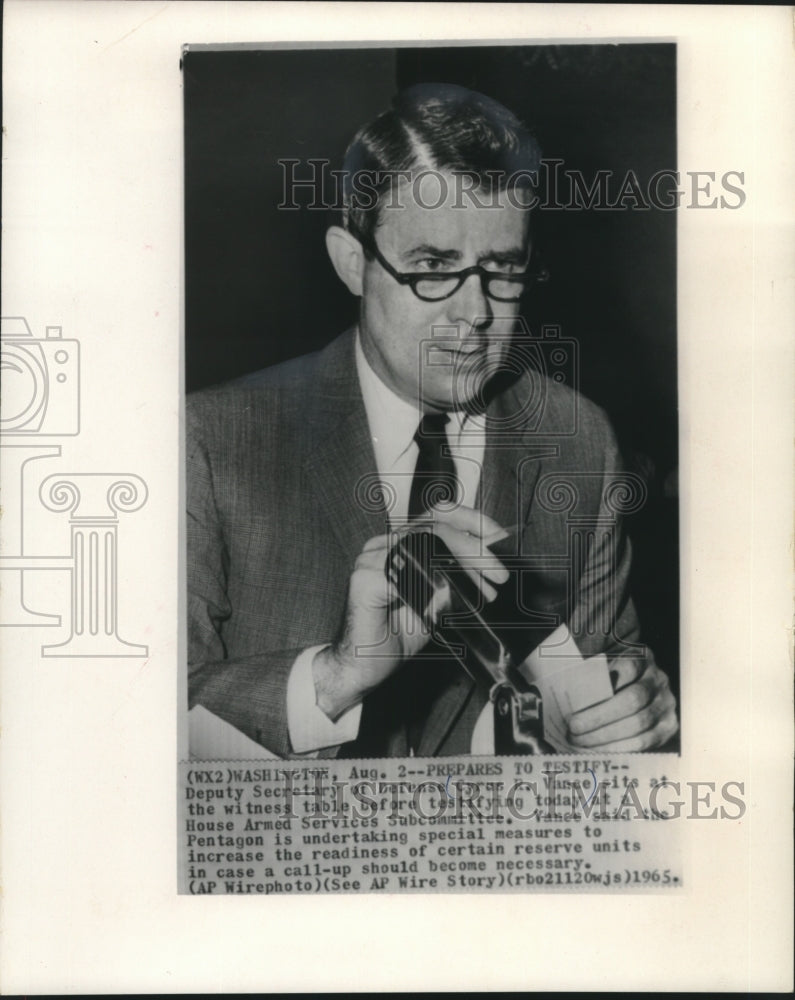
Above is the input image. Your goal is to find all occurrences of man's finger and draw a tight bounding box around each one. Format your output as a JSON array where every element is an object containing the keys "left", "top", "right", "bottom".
[
  {"left": 362, "top": 534, "right": 393, "bottom": 553},
  {"left": 570, "top": 702, "right": 680, "bottom": 753},
  {"left": 609, "top": 656, "right": 647, "bottom": 692},
  {"left": 434, "top": 525, "right": 507, "bottom": 599},
  {"left": 355, "top": 545, "right": 392, "bottom": 570},
  {"left": 349, "top": 562, "right": 393, "bottom": 609},
  {"left": 568, "top": 684, "right": 677, "bottom": 748},
  {"left": 428, "top": 504, "right": 507, "bottom": 541},
  {"left": 568, "top": 661, "right": 662, "bottom": 736},
  {"left": 434, "top": 523, "right": 509, "bottom": 582}
]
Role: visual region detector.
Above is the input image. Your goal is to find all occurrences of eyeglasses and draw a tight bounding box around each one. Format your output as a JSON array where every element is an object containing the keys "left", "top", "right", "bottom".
[{"left": 363, "top": 236, "right": 549, "bottom": 303}]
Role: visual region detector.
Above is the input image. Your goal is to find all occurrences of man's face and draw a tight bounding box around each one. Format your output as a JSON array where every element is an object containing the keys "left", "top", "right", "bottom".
[{"left": 358, "top": 174, "right": 531, "bottom": 413}]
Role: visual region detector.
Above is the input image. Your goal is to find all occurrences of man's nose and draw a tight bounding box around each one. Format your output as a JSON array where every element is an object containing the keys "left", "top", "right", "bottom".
[{"left": 447, "top": 271, "right": 493, "bottom": 332}]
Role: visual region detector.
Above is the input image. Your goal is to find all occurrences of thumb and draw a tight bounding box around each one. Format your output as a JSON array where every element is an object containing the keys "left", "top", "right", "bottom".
[{"left": 609, "top": 656, "right": 646, "bottom": 692}]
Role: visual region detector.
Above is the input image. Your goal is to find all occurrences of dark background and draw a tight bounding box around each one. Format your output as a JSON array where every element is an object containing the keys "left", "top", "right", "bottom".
[{"left": 183, "top": 43, "right": 680, "bottom": 702}]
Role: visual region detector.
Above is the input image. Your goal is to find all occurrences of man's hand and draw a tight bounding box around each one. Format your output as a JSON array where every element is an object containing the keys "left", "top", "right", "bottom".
[
  {"left": 313, "top": 505, "right": 508, "bottom": 721},
  {"left": 566, "top": 655, "right": 679, "bottom": 752}
]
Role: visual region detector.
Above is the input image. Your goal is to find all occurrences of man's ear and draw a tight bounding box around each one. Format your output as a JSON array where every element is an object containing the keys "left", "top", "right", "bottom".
[{"left": 325, "top": 225, "right": 365, "bottom": 296}]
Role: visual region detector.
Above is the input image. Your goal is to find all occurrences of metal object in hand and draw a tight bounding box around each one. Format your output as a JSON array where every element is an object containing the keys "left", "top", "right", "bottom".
[{"left": 386, "top": 530, "right": 555, "bottom": 754}]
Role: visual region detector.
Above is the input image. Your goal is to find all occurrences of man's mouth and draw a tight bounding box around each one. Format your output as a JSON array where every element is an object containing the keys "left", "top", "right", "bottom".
[
  {"left": 426, "top": 346, "right": 498, "bottom": 372},
  {"left": 428, "top": 344, "right": 489, "bottom": 358}
]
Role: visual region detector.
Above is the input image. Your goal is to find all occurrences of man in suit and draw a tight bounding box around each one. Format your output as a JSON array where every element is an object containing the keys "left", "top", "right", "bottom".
[{"left": 187, "top": 83, "right": 678, "bottom": 759}]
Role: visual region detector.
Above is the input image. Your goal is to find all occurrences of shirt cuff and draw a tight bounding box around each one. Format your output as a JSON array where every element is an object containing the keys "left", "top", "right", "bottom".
[{"left": 286, "top": 644, "right": 363, "bottom": 753}]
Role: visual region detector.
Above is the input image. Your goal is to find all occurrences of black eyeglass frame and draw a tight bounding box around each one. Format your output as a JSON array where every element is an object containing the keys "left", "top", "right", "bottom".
[{"left": 362, "top": 235, "right": 549, "bottom": 303}]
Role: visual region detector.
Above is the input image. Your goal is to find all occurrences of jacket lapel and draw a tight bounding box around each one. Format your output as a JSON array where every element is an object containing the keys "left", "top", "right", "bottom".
[
  {"left": 479, "top": 376, "right": 560, "bottom": 534},
  {"left": 303, "top": 331, "right": 390, "bottom": 561}
]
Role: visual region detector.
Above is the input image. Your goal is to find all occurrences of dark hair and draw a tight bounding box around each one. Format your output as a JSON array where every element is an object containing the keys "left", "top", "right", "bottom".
[{"left": 342, "top": 83, "right": 543, "bottom": 248}]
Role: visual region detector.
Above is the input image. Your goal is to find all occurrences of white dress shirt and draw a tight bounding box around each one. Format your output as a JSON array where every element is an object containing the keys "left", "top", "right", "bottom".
[{"left": 286, "top": 330, "right": 486, "bottom": 753}]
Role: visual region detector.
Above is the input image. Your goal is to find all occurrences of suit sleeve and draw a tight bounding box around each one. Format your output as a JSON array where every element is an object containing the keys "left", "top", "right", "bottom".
[
  {"left": 286, "top": 645, "right": 362, "bottom": 752},
  {"left": 566, "top": 412, "right": 644, "bottom": 660},
  {"left": 186, "top": 402, "right": 312, "bottom": 758}
]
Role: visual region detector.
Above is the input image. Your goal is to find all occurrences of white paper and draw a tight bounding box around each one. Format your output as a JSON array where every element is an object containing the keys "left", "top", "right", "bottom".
[
  {"left": 518, "top": 625, "right": 614, "bottom": 750},
  {"left": 1, "top": 2, "right": 792, "bottom": 993}
]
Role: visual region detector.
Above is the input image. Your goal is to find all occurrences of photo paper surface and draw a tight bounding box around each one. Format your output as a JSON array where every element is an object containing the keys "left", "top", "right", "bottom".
[{"left": 1, "top": 3, "right": 792, "bottom": 993}]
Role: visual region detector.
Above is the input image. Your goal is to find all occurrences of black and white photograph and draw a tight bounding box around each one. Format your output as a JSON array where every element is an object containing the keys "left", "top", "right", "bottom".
[
  {"left": 1, "top": 1, "right": 792, "bottom": 991},
  {"left": 185, "top": 43, "right": 681, "bottom": 762}
]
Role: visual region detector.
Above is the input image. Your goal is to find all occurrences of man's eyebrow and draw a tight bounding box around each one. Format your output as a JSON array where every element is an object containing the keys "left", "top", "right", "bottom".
[
  {"left": 400, "top": 243, "right": 463, "bottom": 262},
  {"left": 478, "top": 247, "right": 530, "bottom": 265},
  {"left": 398, "top": 243, "right": 531, "bottom": 265}
]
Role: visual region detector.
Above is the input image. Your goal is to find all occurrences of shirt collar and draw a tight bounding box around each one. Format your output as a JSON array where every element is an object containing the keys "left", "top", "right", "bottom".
[
  {"left": 354, "top": 329, "right": 486, "bottom": 471},
  {"left": 355, "top": 330, "right": 421, "bottom": 472}
]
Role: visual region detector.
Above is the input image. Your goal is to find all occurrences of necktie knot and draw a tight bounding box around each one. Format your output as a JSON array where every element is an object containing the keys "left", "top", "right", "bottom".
[{"left": 415, "top": 412, "right": 449, "bottom": 445}]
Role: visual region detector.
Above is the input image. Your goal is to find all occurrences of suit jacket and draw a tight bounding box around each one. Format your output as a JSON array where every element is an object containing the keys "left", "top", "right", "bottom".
[{"left": 187, "top": 328, "right": 641, "bottom": 759}]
